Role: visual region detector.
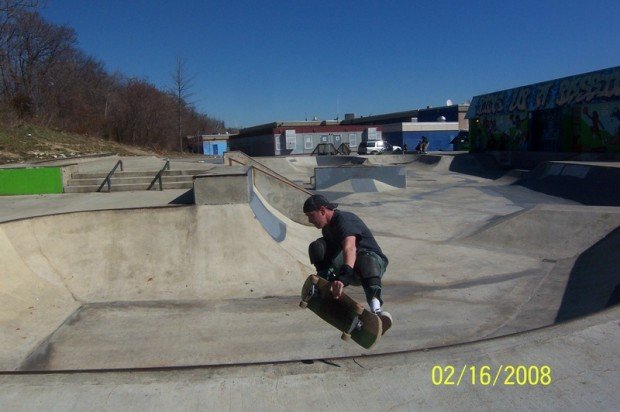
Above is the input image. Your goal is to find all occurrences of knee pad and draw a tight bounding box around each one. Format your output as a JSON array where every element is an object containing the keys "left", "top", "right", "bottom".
[
  {"left": 354, "top": 252, "right": 382, "bottom": 283},
  {"left": 309, "top": 238, "right": 335, "bottom": 272},
  {"left": 308, "top": 238, "right": 327, "bottom": 265}
]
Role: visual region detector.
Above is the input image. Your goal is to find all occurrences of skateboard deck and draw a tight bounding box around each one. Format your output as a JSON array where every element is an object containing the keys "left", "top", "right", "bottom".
[{"left": 299, "top": 274, "right": 381, "bottom": 349}]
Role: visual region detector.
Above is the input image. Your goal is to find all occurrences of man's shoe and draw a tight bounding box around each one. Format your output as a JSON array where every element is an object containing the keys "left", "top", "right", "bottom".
[{"left": 374, "top": 310, "right": 392, "bottom": 335}]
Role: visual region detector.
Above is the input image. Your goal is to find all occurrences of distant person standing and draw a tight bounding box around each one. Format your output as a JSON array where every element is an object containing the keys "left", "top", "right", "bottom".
[
  {"left": 420, "top": 136, "right": 429, "bottom": 153},
  {"left": 415, "top": 136, "right": 429, "bottom": 154}
]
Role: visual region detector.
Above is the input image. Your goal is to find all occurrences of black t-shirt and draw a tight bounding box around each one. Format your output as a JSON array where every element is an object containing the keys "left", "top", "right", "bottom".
[{"left": 322, "top": 210, "right": 388, "bottom": 264}]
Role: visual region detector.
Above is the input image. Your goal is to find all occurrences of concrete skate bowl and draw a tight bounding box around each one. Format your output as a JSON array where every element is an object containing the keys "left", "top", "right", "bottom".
[
  {"left": 2, "top": 199, "right": 619, "bottom": 373},
  {"left": 0, "top": 205, "right": 316, "bottom": 372}
]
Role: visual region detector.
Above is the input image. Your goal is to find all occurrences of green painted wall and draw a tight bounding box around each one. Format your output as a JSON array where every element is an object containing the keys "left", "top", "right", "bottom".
[{"left": 0, "top": 167, "right": 63, "bottom": 195}]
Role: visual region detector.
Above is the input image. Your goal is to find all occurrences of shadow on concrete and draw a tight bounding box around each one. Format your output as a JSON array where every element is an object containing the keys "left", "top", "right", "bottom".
[
  {"left": 169, "top": 189, "right": 195, "bottom": 204},
  {"left": 314, "top": 155, "right": 366, "bottom": 167},
  {"left": 517, "top": 163, "right": 620, "bottom": 206},
  {"left": 555, "top": 226, "right": 620, "bottom": 323},
  {"left": 448, "top": 154, "right": 506, "bottom": 179}
]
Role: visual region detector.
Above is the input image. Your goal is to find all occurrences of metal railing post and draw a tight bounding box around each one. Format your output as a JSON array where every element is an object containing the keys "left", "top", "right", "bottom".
[
  {"left": 97, "top": 159, "right": 123, "bottom": 192},
  {"left": 147, "top": 159, "right": 170, "bottom": 191}
]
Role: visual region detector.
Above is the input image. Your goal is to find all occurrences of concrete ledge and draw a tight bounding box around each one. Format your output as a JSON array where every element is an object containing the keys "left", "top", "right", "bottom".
[
  {"left": 193, "top": 166, "right": 251, "bottom": 205},
  {"left": 223, "top": 152, "right": 313, "bottom": 223}
]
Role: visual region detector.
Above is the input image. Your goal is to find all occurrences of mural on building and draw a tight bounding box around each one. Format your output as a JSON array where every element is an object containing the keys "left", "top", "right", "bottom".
[
  {"left": 576, "top": 103, "right": 620, "bottom": 149},
  {"left": 468, "top": 66, "right": 620, "bottom": 153},
  {"left": 471, "top": 113, "right": 529, "bottom": 151}
]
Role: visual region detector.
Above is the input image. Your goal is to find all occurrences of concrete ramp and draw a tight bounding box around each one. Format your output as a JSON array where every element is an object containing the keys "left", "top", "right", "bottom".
[
  {"left": 314, "top": 165, "right": 406, "bottom": 191},
  {"left": 461, "top": 204, "right": 620, "bottom": 259},
  {"left": 408, "top": 154, "right": 455, "bottom": 172},
  {"left": 253, "top": 155, "right": 365, "bottom": 186},
  {"left": 519, "top": 161, "right": 620, "bottom": 206},
  {"left": 320, "top": 178, "right": 400, "bottom": 193}
]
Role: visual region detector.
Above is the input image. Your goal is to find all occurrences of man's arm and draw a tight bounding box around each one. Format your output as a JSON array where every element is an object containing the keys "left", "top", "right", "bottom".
[
  {"left": 331, "top": 236, "right": 357, "bottom": 299},
  {"left": 341, "top": 235, "right": 357, "bottom": 267}
]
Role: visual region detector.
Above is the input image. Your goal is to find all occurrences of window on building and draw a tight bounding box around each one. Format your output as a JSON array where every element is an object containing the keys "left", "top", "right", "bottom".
[
  {"left": 285, "top": 130, "right": 296, "bottom": 150},
  {"left": 305, "top": 135, "right": 313, "bottom": 150},
  {"left": 321, "top": 135, "right": 328, "bottom": 142},
  {"left": 349, "top": 133, "right": 357, "bottom": 147}
]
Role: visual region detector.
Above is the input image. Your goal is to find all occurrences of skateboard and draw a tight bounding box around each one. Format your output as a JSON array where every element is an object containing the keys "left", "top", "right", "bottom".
[{"left": 299, "top": 274, "right": 381, "bottom": 349}]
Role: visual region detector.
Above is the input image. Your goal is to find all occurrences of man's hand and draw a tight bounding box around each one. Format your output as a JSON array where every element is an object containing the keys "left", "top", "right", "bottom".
[{"left": 331, "top": 280, "right": 344, "bottom": 299}]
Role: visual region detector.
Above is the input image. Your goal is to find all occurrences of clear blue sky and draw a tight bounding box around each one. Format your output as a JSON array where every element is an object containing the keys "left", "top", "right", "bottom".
[{"left": 40, "top": 0, "right": 620, "bottom": 129}]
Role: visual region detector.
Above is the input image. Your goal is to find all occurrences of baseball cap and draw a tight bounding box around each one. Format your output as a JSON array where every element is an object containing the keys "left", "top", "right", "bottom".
[{"left": 303, "top": 194, "right": 338, "bottom": 213}]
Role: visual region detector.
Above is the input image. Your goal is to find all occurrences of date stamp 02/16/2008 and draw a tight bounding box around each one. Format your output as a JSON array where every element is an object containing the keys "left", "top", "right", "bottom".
[{"left": 431, "top": 365, "right": 552, "bottom": 387}]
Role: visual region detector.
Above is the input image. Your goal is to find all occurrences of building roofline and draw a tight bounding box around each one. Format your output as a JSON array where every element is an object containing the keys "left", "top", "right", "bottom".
[
  {"left": 340, "top": 109, "right": 419, "bottom": 125},
  {"left": 238, "top": 120, "right": 341, "bottom": 134},
  {"left": 469, "top": 65, "right": 620, "bottom": 100}
]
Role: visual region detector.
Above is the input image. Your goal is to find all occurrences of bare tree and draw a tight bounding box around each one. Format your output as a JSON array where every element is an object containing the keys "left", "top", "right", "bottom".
[
  {"left": 0, "top": 7, "right": 226, "bottom": 149},
  {"left": 0, "top": 0, "right": 38, "bottom": 28},
  {"left": 0, "top": 1, "right": 39, "bottom": 114},
  {"left": 170, "top": 57, "right": 195, "bottom": 152},
  {"left": 0, "top": 9, "right": 76, "bottom": 117}
]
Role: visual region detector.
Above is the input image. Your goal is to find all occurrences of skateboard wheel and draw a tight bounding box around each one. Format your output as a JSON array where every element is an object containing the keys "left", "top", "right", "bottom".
[
  {"left": 299, "top": 301, "right": 308, "bottom": 309},
  {"left": 341, "top": 332, "right": 351, "bottom": 341},
  {"left": 311, "top": 276, "right": 319, "bottom": 285}
]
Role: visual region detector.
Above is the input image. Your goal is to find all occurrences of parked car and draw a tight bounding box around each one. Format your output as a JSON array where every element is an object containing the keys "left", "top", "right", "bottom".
[{"left": 358, "top": 140, "right": 401, "bottom": 155}]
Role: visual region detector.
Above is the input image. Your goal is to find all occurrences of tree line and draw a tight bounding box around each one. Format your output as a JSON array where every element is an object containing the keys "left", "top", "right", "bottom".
[{"left": 0, "top": 1, "right": 225, "bottom": 151}]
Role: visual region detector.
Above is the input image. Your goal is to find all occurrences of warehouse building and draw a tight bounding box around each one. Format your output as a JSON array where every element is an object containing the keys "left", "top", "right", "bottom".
[
  {"left": 342, "top": 105, "right": 469, "bottom": 151},
  {"left": 227, "top": 105, "right": 469, "bottom": 157},
  {"left": 228, "top": 121, "right": 381, "bottom": 156}
]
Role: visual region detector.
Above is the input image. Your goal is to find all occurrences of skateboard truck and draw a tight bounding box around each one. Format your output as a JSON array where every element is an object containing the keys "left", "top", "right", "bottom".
[
  {"left": 341, "top": 315, "right": 363, "bottom": 341},
  {"left": 299, "top": 280, "right": 320, "bottom": 308}
]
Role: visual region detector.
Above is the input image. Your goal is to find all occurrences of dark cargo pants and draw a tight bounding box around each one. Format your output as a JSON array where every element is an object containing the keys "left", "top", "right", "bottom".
[{"left": 308, "top": 237, "right": 387, "bottom": 306}]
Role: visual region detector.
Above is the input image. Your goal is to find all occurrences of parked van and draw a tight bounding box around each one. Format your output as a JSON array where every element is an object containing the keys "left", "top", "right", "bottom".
[{"left": 357, "top": 140, "right": 401, "bottom": 154}]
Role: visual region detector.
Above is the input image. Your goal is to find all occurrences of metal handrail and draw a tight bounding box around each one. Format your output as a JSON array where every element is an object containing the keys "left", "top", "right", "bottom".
[
  {"left": 147, "top": 159, "right": 170, "bottom": 191},
  {"left": 97, "top": 160, "right": 124, "bottom": 192},
  {"left": 225, "top": 152, "right": 313, "bottom": 194}
]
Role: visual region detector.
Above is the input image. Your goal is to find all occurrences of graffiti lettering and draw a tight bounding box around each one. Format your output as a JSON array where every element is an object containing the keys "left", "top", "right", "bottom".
[
  {"left": 534, "top": 83, "right": 553, "bottom": 110},
  {"left": 509, "top": 88, "right": 530, "bottom": 112},
  {"left": 602, "top": 72, "right": 620, "bottom": 98},
  {"left": 556, "top": 69, "right": 620, "bottom": 106},
  {"left": 477, "top": 94, "right": 504, "bottom": 115},
  {"left": 474, "top": 68, "right": 620, "bottom": 117}
]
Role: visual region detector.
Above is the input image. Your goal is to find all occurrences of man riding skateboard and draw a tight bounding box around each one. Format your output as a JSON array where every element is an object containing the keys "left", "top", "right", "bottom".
[{"left": 303, "top": 194, "right": 392, "bottom": 332}]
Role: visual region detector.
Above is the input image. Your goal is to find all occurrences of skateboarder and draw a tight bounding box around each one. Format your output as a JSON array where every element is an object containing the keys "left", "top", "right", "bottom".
[{"left": 303, "top": 194, "right": 392, "bottom": 328}]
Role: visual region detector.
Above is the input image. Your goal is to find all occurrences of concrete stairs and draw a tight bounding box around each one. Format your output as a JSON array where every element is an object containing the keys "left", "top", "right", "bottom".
[{"left": 64, "top": 169, "right": 206, "bottom": 193}]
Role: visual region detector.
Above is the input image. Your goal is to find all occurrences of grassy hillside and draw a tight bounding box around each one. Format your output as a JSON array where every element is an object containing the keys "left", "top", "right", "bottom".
[{"left": 0, "top": 123, "right": 168, "bottom": 164}]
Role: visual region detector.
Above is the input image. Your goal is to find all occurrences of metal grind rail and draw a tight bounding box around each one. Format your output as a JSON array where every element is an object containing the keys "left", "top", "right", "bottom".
[
  {"left": 147, "top": 159, "right": 171, "bottom": 191},
  {"left": 96, "top": 160, "right": 124, "bottom": 192}
]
